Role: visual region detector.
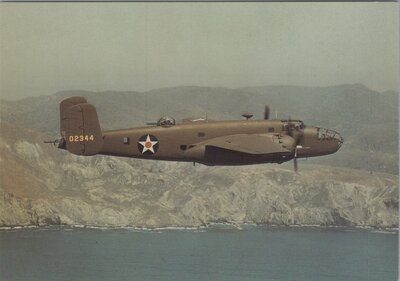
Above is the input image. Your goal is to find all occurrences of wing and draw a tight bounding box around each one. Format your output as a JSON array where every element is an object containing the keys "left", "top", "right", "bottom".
[{"left": 195, "top": 134, "right": 295, "bottom": 155}]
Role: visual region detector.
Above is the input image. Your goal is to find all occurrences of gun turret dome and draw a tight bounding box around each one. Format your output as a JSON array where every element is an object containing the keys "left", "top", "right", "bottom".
[{"left": 157, "top": 116, "right": 176, "bottom": 127}]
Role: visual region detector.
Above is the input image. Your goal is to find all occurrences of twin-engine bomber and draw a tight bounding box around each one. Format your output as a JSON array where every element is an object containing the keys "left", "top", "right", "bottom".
[{"left": 47, "top": 96, "right": 343, "bottom": 172}]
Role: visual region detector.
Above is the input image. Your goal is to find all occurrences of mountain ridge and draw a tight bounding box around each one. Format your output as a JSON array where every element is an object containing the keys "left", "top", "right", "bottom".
[{"left": 1, "top": 84, "right": 397, "bottom": 173}]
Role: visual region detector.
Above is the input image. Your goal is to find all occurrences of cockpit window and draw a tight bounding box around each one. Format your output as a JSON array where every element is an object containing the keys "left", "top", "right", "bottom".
[
  {"left": 281, "top": 120, "right": 305, "bottom": 130},
  {"left": 157, "top": 116, "right": 176, "bottom": 127}
]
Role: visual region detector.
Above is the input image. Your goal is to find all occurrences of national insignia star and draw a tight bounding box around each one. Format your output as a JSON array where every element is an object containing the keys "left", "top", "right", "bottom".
[{"left": 139, "top": 135, "right": 158, "bottom": 154}]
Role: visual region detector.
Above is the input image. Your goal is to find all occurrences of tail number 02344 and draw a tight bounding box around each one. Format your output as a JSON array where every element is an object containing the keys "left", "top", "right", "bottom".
[{"left": 68, "top": 135, "right": 95, "bottom": 142}]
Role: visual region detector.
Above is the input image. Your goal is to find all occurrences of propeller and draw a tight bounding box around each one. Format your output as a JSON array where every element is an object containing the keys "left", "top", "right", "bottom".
[
  {"left": 294, "top": 145, "right": 299, "bottom": 173},
  {"left": 264, "top": 106, "right": 301, "bottom": 173},
  {"left": 288, "top": 122, "right": 303, "bottom": 174},
  {"left": 264, "top": 106, "right": 270, "bottom": 120}
]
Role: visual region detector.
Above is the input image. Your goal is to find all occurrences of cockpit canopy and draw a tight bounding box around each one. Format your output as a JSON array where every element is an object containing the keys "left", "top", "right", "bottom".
[
  {"left": 157, "top": 116, "right": 176, "bottom": 127},
  {"left": 281, "top": 120, "right": 305, "bottom": 130}
]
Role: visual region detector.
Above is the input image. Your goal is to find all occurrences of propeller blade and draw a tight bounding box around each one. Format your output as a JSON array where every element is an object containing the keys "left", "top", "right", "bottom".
[
  {"left": 293, "top": 145, "right": 299, "bottom": 173},
  {"left": 294, "top": 157, "right": 298, "bottom": 173},
  {"left": 264, "top": 106, "right": 270, "bottom": 120}
]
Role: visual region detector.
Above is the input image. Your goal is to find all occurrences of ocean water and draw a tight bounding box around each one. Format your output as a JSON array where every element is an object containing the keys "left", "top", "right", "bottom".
[{"left": 0, "top": 226, "right": 398, "bottom": 281}]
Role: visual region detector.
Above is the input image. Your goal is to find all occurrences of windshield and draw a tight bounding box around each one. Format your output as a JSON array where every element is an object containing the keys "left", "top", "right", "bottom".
[{"left": 281, "top": 120, "right": 305, "bottom": 130}]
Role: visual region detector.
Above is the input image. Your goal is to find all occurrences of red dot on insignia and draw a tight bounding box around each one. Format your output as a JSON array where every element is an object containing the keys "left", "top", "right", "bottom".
[{"left": 145, "top": 142, "right": 152, "bottom": 148}]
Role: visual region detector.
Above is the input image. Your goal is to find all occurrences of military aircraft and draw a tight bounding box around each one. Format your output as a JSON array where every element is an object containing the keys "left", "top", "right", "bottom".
[{"left": 47, "top": 96, "right": 343, "bottom": 172}]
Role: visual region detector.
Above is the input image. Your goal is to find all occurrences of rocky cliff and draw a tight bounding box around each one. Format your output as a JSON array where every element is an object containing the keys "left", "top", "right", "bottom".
[
  {"left": 0, "top": 121, "right": 398, "bottom": 228},
  {"left": 0, "top": 85, "right": 398, "bottom": 228}
]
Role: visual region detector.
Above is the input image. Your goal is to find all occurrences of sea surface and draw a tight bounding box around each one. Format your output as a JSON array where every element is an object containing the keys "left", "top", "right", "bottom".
[{"left": 0, "top": 226, "right": 398, "bottom": 281}]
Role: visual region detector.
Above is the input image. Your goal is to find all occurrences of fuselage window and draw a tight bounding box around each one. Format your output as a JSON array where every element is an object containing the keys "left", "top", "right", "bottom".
[
  {"left": 198, "top": 132, "right": 205, "bottom": 137},
  {"left": 123, "top": 137, "right": 130, "bottom": 144},
  {"left": 268, "top": 128, "right": 274, "bottom": 133},
  {"left": 180, "top": 145, "right": 187, "bottom": 151}
]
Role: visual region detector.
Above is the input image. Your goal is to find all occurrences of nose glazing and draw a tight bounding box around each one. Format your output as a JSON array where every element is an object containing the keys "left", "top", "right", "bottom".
[
  {"left": 336, "top": 133, "right": 344, "bottom": 150},
  {"left": 317, "top": 128, "right": 343, "bottom": 151}
]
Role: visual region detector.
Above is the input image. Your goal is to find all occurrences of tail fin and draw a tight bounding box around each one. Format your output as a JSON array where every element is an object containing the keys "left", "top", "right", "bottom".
[{"left": 60, "top": 96, "right": 103, "bottom": 156}]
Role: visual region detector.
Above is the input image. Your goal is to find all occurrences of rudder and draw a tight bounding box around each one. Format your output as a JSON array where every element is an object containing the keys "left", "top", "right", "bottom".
[{"left": 60, "top": 96, "right": 103, "bottom": 156}]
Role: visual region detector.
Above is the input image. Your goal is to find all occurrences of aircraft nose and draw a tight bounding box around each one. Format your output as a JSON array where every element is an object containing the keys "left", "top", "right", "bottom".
[
  {"left": 335, "top": 132, "right": 344, "bottom": 151},
  {"left": 324, "top": 129, "right": 343, "bottom": 153},
  {"left": 297, "top": 126, "right": 343, "bottom": 157}
]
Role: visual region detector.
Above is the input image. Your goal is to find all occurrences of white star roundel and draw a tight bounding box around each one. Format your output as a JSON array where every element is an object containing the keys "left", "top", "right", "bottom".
[{"left": 138, "top": 134, "right": 159, "bottom": 155}]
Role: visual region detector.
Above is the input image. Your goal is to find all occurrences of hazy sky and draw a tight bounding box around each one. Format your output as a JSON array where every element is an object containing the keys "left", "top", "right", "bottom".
[{"left": 1, "top": 3, "right": 398, "bottom": 100}]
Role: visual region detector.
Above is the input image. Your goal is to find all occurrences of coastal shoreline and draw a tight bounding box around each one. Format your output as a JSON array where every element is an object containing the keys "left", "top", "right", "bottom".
[{"left": 1, "top": 223, "right": 398, "bottom": 234}]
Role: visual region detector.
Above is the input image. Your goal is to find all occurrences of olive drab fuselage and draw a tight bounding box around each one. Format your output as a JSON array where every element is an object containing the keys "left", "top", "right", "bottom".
[
  {"left": 54, "top": 96, "right": 343, "bottom": 167},
  {"left": 99, "top": 120, "right": 342, "bottom": 165}
]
